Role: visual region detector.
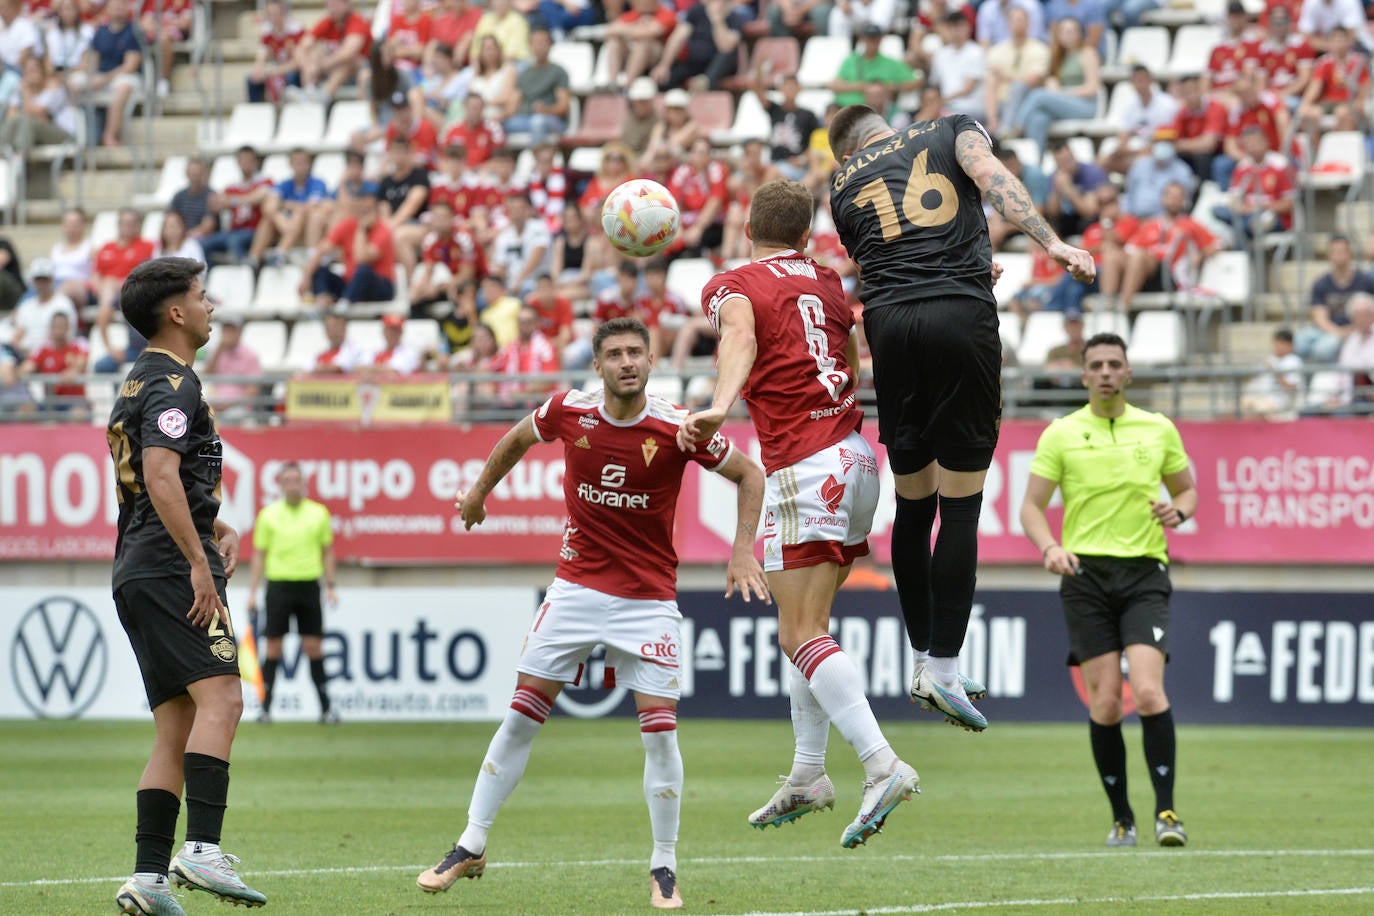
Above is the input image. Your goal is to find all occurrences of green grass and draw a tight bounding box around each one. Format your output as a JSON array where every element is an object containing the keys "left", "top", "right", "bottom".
[{"left": 2, "top": 719, "right": 1371, "bottom": 915}]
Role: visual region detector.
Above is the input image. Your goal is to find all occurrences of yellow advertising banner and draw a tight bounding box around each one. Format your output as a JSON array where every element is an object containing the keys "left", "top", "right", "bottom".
[
  {"left": 371, "top": 378, "right": 452, "bottom": 424},
  {"left": 285, "top": 378, "right": 362, "bottom": 421}
]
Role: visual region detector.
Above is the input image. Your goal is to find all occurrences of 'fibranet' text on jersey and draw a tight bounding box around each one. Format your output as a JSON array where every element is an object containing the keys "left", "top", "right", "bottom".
[
  {"left": 702, "top": 251, "right": 863, "bottom": 473},
  {"left": 107, "top": 348, "right": 226, "bottom": 588},
  {"left": 829, "top": 114, "right": 995, "bottom": 311},
  {"left": 532, "top": 389, "right": 733, "bottom": 600}
]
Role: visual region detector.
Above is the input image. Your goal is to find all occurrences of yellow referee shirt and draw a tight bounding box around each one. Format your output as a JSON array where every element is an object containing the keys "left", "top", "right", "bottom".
[
  {"left": 252, "top": 499, "right": 333, "bottom": 581},
  {"left": 1028, "top": 404, "right": 1190, "bottom": 564}
]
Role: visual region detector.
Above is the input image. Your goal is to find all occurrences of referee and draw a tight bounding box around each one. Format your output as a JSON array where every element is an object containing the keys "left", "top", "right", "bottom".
[
  {"left": 1019, "top": 332, "right": 1197, "bottom": 849},
  {"left": 246, "top": 461, "right": 338, "bottom": 723}
]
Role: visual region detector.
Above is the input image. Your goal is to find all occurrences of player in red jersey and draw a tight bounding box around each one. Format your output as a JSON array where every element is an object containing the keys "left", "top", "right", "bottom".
[
  {"left": 677, "top": 179, "right": 921, "bottom": 849},
  {"left": 417, "top": 316, "right": 767, "bottom": 911}
]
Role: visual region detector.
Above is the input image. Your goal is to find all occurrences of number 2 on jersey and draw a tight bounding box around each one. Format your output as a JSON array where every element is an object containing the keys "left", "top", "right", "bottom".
[
  {"left": 852, "top": 148, "right": 959, "bottom": 242},
  {"left": 798, "top": 294, "right": 850, "bottom": 401}
]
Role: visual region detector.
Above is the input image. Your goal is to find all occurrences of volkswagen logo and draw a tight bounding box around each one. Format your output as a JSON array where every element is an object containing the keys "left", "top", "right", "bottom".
[{"left": 11, "top": 597, "right": 108, "bottom": 719}]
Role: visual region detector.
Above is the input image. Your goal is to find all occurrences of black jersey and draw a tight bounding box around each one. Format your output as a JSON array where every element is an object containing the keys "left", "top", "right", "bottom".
[
  {"left": 830, "top": 114, "right": 996, "bottom": 312},
  {"left": 107, "top": 348, "right": 225, "bottom": 588}
]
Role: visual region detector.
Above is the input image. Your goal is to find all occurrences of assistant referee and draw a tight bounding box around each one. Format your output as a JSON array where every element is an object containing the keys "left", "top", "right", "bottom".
[
  {"left": 247, "top": 461, "right": 338, "bottom": 723},
  {"left": 1019, "top": 332, "right": 1197, "bottom": 850}
]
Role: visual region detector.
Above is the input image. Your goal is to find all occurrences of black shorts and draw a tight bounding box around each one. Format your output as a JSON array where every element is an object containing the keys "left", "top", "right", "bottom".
[
  {"left": 863, "top": 297, "right": 1002, "bottom": 474},
  {"left": 1059, "top": 555, "right": 1172, "bottom": 666},
  {"left": 264, "top": 580, "right": 324, "bottom": 638},
  {"left": 114, "top": 577, "right": 240, "bottom": 709}
]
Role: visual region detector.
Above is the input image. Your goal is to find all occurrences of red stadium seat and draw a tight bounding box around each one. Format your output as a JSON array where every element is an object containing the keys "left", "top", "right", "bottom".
[{"left": 560, "top": 93, "right": 628, "bottom": 150}]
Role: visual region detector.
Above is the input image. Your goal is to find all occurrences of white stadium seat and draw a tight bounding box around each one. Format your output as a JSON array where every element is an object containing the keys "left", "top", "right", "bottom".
[
  {"left": 240, "top": 320, "right": 288, "bottom": 370},
  {"left": 1128, "top": 310, "right": 1185, "bottom": 366},
  {"left": 1017, "top": 310, "right": 1066, "bottom": 366},
  {"left": 665, "top": 258, "right": 717, "bottom": 307},
  {"left": 270, "top": 101, "right": 328, "bottom": 153},
  {"left": 207, "top": 265, "right": 256, "bottom": 311},
  {"left": 798, "top": 36, "right": 851, "bottom": 88},
  {"left": 1164, "top": 24, "right": 1221, "bottom": 80},
  {"left": 203, "top": 102, "right": 277, "bottom": 155},
  {"left": 283, "top": 320, "right": 329, "bottom": 372},
  {"left": 549, "top": 41, "right": 596, "bottom": 95},
  {"left": 133, "top": 155, "right": 188, "bottom": 210},
  {"left": 323, "top": 100, "right": 375, "bottom": 150},
  {"left": 251, "top": 265, "right": 305, "bottom": 318}
]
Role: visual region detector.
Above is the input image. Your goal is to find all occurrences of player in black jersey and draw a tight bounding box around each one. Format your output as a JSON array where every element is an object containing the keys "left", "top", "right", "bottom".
[
  {"left": 106, "top": 257, "right": 266, "bottom": 915},
  {"left": 827, "top": 106, "right": 1095, "bottom": 732}
]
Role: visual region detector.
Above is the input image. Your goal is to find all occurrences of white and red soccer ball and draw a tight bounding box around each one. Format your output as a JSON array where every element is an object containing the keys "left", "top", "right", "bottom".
[{"left": 601, "top": 178, "right": 680, "bottom": 258}]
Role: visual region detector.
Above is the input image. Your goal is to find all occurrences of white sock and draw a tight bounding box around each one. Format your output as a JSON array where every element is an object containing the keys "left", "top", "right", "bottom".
[
  {"left": 930, "top": 655, "right": 960, "bottom": 687},
  {"left": 639, "top": 707, "right": 681, "bottom": 872},
  {"left": 794, "top": 636, "right": 896, "bottom": 780},
  {"left": 133, "top": 872, "right": 166, "bottom": 886},
  {"left": 913, "top": 648, "right": 930, "bottom": 670},
  {"left": 787, "top": 661, "right": 829, "bottom": 784},
  {"left": 182, "top": 841, "right": 219, "bottom": 858},
  {"left": 458, "top": 686, "right": 550, "bottom": 854}
]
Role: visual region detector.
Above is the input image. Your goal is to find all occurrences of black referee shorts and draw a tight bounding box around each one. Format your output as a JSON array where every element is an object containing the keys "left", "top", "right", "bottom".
[
  {"left": 115, "top": 577, "right": 240, "bottom": 709},
  {"left": 1059, "top": 555, "right": 1172, "bottom": 666},
  {"left": 862, "top": 296, "right": 1002, "bottom": 474},
  {"left": 264, "top": 580, "right": 324, "bottom": 638}
]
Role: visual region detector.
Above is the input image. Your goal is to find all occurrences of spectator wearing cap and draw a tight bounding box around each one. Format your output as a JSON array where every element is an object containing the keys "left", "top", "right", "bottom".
[
  {"left": 311, "top": 306, "right": 370, "bottom": 373},
  {"left": 300, "top": 185, "right": 398, "bottom": 309},
  {"left": 1044, "top": 306, "right": 1087, "bottom": 372},
  {"left": 1123, "top": 127, "right": 1195, "bottom": 218},
  {"left": 832, "top": 23, "right": 919, "bottom": 108},
  {"left": 68, "top": 0, "right": 142, "bottom": 147},
  {"left": 621, "top": 77, "right": 663, "bottom": 156},
  {"left": 1170, "top": 74, "right": 1227, "bottom": 183},
  {"left": 1100, "top": 65, "right": 1180, "bottom": 176},
  {"left": 930, "top": 11, "right": 987, "bottom": 120},
  {"left": 503, "top": 28, "right": 571, "bottom": 144},
  {"left": 603, "top": 0, "right": 677, "bottom": 90},
  {"left": 92, "top": 208, "right": 156, "bottom": 372},
  {"left": 203, "top": 312, "right": 264, "bottom": 412},
  {"left": 468, "top": 0, "right": 530, "bottom": 62},
  {"left": 1212, "top": 125, "right": 1294, "bottom": 248},
  {"left": 203, "top": 145, "right": 274, "bottom": 266},
  {"left": 13, "top": 258, "right": 78, "bottom": 359},
  {"left": 649, "top": 0, "right": 748, "bottom": 91},
  {"left": 829, "top": 0, "right": 897, "bottom": 41},
  {"left": 975, "top": 0, "right": 1046, "bottom": 47},
  {"left": 368, "top": 312, "right": 425, "bottom": 375},
  {"left": 293, "top": 0, "right": 372, "bottom": 104},
  {"left": 644, "top": 88, "right": 698, "bottom": 161},
  {"left": 982, "top": 6, "right": 1050, "bottom": 136}
]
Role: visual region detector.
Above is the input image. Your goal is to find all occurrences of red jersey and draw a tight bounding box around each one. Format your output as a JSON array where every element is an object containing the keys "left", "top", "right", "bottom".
[
  {"left": 527, "top": 168, "right": 567, "bottom": 227},
  {"left": 1226, "top": 91, "right": 1284, "bottom": 151},
  {"left": 310, "top": 12, "right": 373, "bottom": 57},
  {"left": 635, "top": 290, "right": 687, "bottom": 328},
  {"left": 702, "top": 251, "right": 862, "bottom": 473},
  {"left": 327, "top": 217, "right": 397, "bottom": 282},
  {"left": 386, "top": 118, "right": 439, "bottom": 167},
  {"left": 613, "top": 4, "right": 677, "bottom": 37},
  {"left": 667, "top": 161, "right": 728, "bottom": 225},
  {"left": 531, "top": 388, "right": 732, "bottom": 599},
  {"left": 260, "top": 19, "right": 305, "bottom": 64},
  {"left": 1127, "top": 216, "right": 1217, "bottom": 273},
  {"left": 387, "top": 11, "right": 431, "bottom": 55},
  {"left": 1310, "top": 53, "right": 1369, "bottom": 104},
  {"left": 578, "top": 174, "right": 618, "bottom": 212},
  {"left": 95, "top": 238, "right": 155, "bottom": 281},
  {"left": 440, "top": 119, "right": 505, "bottom": 167},
  {"left": 594, "top": 287, "right": 639, "bottom": 323},
  {"left": 1081, "top": 214, "right": 1141, "bottom": 263},
  {"left": 489, "top": 332, "right": 559, "bottom": 401},
  {"left": 1230, "top": 151, "right": 1296, "bottom": 228},
  {"left": 428, "top": 172, "right": 478, "bottom": 216},
  {"left": 1173, "top": 99, "right": 1227, "bottom": 141},
  {"left": 1254, "top": 35, "right": 1314, "bottom": 92},
  {"left": 421, "top": 226, "right": 486, "bottom": 278},
  {"left": 429, "top": 7, "right": 481, "bottom": 63},
  {"left": 224, "top": 175, "right": 273, "bottom": 231},
  {"left": 29, "top": 339, "right": 88, "bottom": 397},
  {"left": 1207, "top": 38, "right": 1252, "bottom": 89},
  {"left": 526, "top": 294, "right": 574, "bottom": 339}
]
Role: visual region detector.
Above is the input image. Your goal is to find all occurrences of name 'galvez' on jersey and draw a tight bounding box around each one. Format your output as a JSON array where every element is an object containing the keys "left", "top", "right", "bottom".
[
  {"left": 107, "top": 348, "right": 226, "bottom": 588},
  {"left": 829, "top": 114, "right": 996, "bottom": 312}
]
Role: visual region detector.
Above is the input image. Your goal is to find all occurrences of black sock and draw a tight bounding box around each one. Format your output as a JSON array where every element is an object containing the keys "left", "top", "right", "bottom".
[
  {"left": 135, "top": 788, "right": 181, "bottom": 876},
  {"left": 1089, "top": 719, "right": 1133, "bottom": 824},
  {"left": 183, "top": 753, "right": 230, "bottom": 845},
  {"left": 891, "top": 493, "right": 938, "bottom": 651},
  {"left": 310, "top": 658, "right": 330, "bottom": 713},
  {"left": 1140, "top": 708, "right": 1177, "bottom": 814},
  {"left": 261, "top": 658, "right": 279, "bottom": 711},
  {"left": 929, "top": 492, "right": 981, "bottom": 657}
]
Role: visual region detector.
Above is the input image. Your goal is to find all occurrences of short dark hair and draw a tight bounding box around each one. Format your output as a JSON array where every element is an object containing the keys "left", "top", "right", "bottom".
[
  {"left": 288, "top": 146, "right": 311, "bottom": 158},
  {"left": 236, "top": 144, "right": 260, "bottom": 160},
  {"left": 617, "top": 261, "right": 640, "bottom": 277},
  {"left": 344, "top": 149, "right": 365, "bottom": 165},
  {"left": 1047, "top": 137, "right": 1069, "bottom": 154},
  {"left": 593, "top": 317, "right": 651, "bottom": 356},
  {"left": 828, "top": 105, "right": 890, "bottom": 160},
  {"left": 120, "top": 257, "right": 204, "bottom": 340},
  {"left": 1082, "top": 332, "right": 1128, "bottom": 359},
  {"left": 643, "top": 257, "right": 668, "bottom": 274},
  {"left": 748, "top": 179, "right": 813, "bottom": 250},
  {"left": 943, "top": 10, "right": 966, "bottom": 25},
  {"left": 1330, "top": 233, "right": 1351, "bottom": 247},
  {"left": 1131, "top": 64, "right": 1151, "bottom": 77},
  {"left": 1274, "top": 327, "right": 1294, "bottom": 344},
  {"left": 277, "top": 460, "right": 302, "bottom": 477}
]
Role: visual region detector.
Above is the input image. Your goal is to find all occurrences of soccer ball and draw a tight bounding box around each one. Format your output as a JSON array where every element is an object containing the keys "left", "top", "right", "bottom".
[{"left": 601, "top": 179, "right": 680, "bottom": 258}]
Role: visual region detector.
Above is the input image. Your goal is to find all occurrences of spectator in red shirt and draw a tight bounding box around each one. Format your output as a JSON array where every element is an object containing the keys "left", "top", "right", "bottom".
[
  {"left": 202, "top": 145, "right": 273, "bottom": 265},
  {"left": 247, "top": 0, "right": 305, "bottom": 103},
  {"left": 1212, "top": 125, "right": 1295, "bottom": 247},
  {"left": 1299, "top": 25, "right": 1368, "bottom": 133},
  {"left": 300, "top": 185, "right": 398, "bottom": 308},
  {"left": 489, "top": 304, "right": 559, "bottom": 405},
  {"left": 410, "top": 198, "right": 486, "bottom": 309},
  {"left": 1112, "top": 181, "right": 1223, "bottom": 309},
  {"left": 139, "top": 0, "right": 192, "bottom": 98},
  {"left": 1048, "top": 183, "right": 1140, "bottom": 314},
  {"left": 1251, "top": 6, "right": 1313, "bottom": 104},
  {"left": 1171, "top": 75, "right": 1228, "bottom": 182},
  {"left": 21, "top": 310, "right": 87, "bottom": 413},
  {"left": 1206, "top": 2, "right": 1254, "bottom": 94},
  {"left": 441, "top": 92, "right": 507, "bottom": 168},
  {"left": 386, "top": 0, "right": 431, "bottom": 86},
  {"left": 525, "top": 272, "right": 574, "bottom": 356},
  {"left": 293, "top": 0, "right": 372, "bottom": 103},
  {"left": 427, "top": 0, "right": 481, "bottom": 69},
  {"left": 668, "top": 136, "right": 729, "bottom": 255},
  {"left": 602, "top": 0, "right": 677, "bottom": 91},
  {"left": 92, "top": 208, "right": 157, "bottom": 372},
  {"left": 1214, "top": 70, "right": 1290, "bottom": 188}
]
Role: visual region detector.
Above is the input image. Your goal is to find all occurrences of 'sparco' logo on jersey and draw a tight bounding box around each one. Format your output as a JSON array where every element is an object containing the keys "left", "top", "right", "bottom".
[{"left": 819, "top": 475, "right": 846, "bottom": 515}]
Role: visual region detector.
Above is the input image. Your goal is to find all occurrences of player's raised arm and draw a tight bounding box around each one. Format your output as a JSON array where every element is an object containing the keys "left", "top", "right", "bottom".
[
  {"left": 455, "top": 413, "right": 541, "bottom": 530},
  {"left": 677, "top": 293, "right": 757, "bottom": 452},
  {"left": 954, "top": 127, "right": 1096, "bottom": 284},
  {"left": 712, "top": 448, "right": 770, "bottom": 604}
]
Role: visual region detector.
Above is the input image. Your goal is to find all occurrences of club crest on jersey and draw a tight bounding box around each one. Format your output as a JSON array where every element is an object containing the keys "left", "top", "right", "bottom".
[
  {"left": 578, "top": 414, "right": 599, "bottom": 429},
  {"left": 642, "top": 437, "right": 659, "bottom": 466},
  {"left": 819, "top": 474, "right": 846, "bottom": 514},
  {"left": 209, "top": 636, "right": 236, "bottom": 663},
  {"left": 574, "top": 435, "right": 591, "bottom": 449}
]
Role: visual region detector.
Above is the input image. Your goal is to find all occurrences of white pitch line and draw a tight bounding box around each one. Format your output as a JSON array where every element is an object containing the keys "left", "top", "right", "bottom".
[
  {"left": 716, "top": 886, "right": 1374, "bottom": 916},
  {"left": 3, "top": 848, "right": 1373, "bottom": 890}
]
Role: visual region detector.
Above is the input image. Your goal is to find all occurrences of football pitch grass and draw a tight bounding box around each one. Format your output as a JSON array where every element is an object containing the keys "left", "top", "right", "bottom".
[{"left": 2, "top": 719, "right": 1372, "bottom": 915}]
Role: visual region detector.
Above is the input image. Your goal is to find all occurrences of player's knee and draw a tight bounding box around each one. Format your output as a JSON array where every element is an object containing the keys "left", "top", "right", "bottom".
[
  {"left": 1132, "top": 682, "right": 1168, "bottom": 715},
  {"left": 1089, "top": 695, "right": 1123, "bottom": 723}
]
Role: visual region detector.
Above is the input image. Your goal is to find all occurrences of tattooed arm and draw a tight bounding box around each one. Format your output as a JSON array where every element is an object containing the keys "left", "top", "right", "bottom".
[
  {"left": 955, "top": 127, "right": 1097, "bottom": 283},
  {"left": 455, "top": 414, "right": 541, "bottom": 530}
]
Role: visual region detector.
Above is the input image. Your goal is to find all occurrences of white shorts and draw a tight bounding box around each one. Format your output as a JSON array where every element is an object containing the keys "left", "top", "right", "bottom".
[
  {"left": 517, "top": 578, "right": 683, "bottom": 701},
  {"left": 762, "top": 429, "right": 880, "bottom": 572}
]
